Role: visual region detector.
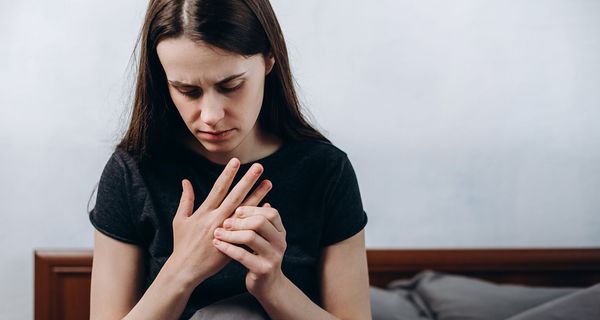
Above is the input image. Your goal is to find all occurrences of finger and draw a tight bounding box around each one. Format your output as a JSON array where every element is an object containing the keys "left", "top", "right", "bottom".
[
  {"left": 239, "top": 179, "right": 272, "bottom": 207},
  {"left": 218, "top": 163, "right": 263, "bottom": 215},
  {"left": 222, "top": 214, "right": 281, "bottom": 246},
  {"left": 214, "top": 228, "right": 273, "bottom": 257},
  {"left": 212, "top": 238, "right": 264, "bottom": 272},
  {"left": 176, "top": 179, "right": 194, "bottom": 219},
  {"left": 199, "top": 158, "right": 240, "bottom": 211},
  {"left": 234, "top": 206, "right": 285, "bottom": 233}
]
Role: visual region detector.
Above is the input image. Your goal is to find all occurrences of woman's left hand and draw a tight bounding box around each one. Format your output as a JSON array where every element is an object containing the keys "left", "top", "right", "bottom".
[{"left": 212, "top": 202, "right": 287, "bottom": 297}]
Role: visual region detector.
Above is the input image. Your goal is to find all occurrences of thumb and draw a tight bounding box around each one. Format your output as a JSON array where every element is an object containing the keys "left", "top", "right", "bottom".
[{"left": 176, "top": 179, "right": 195, "bottom": 218}]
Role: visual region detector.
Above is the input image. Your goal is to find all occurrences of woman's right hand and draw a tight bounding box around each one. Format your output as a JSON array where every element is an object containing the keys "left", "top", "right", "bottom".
[{"left": 168, "top": 157, "right": 272, "bottom": 288}]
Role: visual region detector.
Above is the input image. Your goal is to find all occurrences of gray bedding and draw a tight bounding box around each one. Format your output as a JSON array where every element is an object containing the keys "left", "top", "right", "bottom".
[
  {"left": 372, "top": 271, "right": 599, "bottom": 320},
  {"left": 187, "top": 271, "right": 599, "bottom": 319}
]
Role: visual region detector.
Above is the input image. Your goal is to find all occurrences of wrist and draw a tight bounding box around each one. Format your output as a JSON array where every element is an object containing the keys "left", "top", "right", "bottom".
[
  {"left": 162, "top": 256, "right": 204, "bottom": 293},
  {"left": 252, "top": 270, "right": 288, "bottom": 303}
]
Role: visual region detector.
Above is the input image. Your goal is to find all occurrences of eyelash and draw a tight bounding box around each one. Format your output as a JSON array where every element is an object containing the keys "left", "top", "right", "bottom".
[{"left": 178, "top": 83, "right": 243, "bottom": 98}]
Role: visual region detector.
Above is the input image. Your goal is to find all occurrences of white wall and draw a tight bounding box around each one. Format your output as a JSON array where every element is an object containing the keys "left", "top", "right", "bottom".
[{"left": 1, "top": 0, "right": 599, "bottom": 318}]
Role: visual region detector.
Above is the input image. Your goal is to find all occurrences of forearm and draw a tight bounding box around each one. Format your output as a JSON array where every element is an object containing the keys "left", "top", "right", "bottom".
[
  {"left": 255, "top": 276, "right": 339, "bottom": 320},
  {"left": 123, "top": 258, "right": 199, "bottom": 320}
]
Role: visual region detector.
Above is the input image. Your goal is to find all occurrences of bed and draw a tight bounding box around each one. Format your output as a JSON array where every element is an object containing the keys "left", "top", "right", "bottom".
[{"left": 34, "top": 248, "right": 600, "bottom": 320}]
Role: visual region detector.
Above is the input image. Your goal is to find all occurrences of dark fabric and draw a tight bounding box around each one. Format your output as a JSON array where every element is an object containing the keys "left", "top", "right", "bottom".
[
  {"left": 387, "top": 271, "right": 579, "bottom": 320},
  {"left": 506, "top": 283, "right": 600, "bottom": 320},
  {"left": 89, "top": 138, "right": 368, "bottom": 320}
]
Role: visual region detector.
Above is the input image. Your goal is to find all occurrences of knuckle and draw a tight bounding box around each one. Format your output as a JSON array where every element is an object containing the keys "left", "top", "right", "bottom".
[
  {"left": 246, "top": 231, "right": 257, "bottom": 243},
  {"left": 215, "top": 185, "right": 227, "bottom": 195},
  {"left": 262, "top": 261, "right": 275, "bottom": 274},
  {"left": 256, "top": 215, "right": 268, "bottom": 225},
  {"left": 274, "top": 239, "right": 285, "bottom": 251},
  {"left": 237, "top": 251, "right": 249, "bottom": 263},
  {"left": 256, "top": 264, "right": 268, "bottom": 275},
  {"left": 267, "top": 210, "right": 278, "bottom": 220},
  {"left": 229, "top": 218, "right": 239, "bottom": 229}
]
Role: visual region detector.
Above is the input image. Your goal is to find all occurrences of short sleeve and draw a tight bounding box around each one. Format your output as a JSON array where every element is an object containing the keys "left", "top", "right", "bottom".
[
  {"left": 320, "top": 156, "right": 368, "bottom": 247},
  {"left": 89, "top": 151, "right": 143, "bottom": 245}
]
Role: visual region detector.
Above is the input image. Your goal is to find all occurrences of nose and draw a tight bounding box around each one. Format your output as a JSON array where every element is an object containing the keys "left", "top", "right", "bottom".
[{"left": 198, "top": 91, "right": 225, "bottom": 127}]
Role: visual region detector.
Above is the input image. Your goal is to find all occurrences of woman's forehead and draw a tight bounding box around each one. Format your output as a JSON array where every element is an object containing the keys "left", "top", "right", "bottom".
[{"left": 157, "top": 37, "right": 261, "bottom": 86}]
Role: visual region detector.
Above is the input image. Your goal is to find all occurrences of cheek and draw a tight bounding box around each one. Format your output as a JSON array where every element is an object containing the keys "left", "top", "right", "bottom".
[
  {"left": 241, "top": 79, "right": 265, "bottom": 117},
  {"left": 226, "top": 86, "right": 262, "bottom": 124}
]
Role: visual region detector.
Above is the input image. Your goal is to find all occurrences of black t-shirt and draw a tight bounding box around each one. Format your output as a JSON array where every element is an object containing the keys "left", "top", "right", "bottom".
[{"left": 89, "top": 138, "right": 368, "bottom": 319}]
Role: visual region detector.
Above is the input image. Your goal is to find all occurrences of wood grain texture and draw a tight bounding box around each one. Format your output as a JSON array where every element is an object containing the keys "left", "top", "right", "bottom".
[
  {"left": 34, "top": 250, "right": 92, "bottom": 320},
  {"left": 366, "top": 248, "right": 600, "bottom": 288},
  {"left": 34, "top": 248, "right": 600, "bottom": 320}
]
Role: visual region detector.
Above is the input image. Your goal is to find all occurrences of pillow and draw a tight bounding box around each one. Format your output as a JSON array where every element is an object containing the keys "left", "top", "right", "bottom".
[
  {"left": 187, "top": 292, "right": 269, "bottom": 320},
  {"left": 388, "top": 271, "right": 579, "bottom": 320},
  {"left": 506, "top": 283, "right": 600, "bottom": 320},
  {"left": 370, "top": 286, "right": 430, "bottom": 320}
]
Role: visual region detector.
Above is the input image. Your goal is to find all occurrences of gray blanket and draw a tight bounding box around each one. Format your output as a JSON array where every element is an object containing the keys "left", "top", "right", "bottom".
[{"left": 187, "top": 271, "right": 600, "bottom": 319}]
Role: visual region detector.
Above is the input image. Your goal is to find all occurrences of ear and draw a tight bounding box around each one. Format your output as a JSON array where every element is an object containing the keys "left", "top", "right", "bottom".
[{"left": 264, "top": 52, "right": 275, "bottom": 75}]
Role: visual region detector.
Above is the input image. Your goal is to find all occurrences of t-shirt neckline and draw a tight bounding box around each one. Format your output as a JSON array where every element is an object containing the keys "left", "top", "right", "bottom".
[{"left": 175, "top": 139, "right": 293, "bottom": 171}]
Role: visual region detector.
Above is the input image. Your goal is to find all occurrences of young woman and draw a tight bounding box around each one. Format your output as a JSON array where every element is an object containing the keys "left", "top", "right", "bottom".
[{"left": 89, "top": 0, "right": 370, "bottom": 319}]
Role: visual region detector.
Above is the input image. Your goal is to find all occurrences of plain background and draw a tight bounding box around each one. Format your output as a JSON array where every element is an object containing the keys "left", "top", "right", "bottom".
[{"left": 1, "top": 0, "right": 599, "bottom": 318}]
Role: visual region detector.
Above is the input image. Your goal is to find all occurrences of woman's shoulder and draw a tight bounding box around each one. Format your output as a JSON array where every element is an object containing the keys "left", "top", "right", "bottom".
[
  {"left": 100, "top": 147, "right": 146, "bottom": 182},
  {"left": 291, "top": 138, "right": 349, "bottom": 162},
  {"left": 279, "top": 138, "right": 352, "bottom": 176}
]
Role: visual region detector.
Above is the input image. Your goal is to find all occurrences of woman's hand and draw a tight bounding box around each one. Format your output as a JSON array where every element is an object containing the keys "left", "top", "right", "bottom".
[
  {"left": 169, "top": 158, "right": 272, "bottom": 288},
  {"left": 211, "top": 202, "right": 288, "bottom": 298}
]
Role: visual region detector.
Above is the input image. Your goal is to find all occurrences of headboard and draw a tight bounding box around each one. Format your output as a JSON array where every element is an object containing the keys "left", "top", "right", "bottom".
[{"left": 34, "top": 248, "right": 600, "bottom": 320}]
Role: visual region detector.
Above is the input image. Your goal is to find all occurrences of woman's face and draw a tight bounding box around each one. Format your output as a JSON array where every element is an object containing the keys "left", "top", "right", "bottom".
[{"left": 157, "top": 36, "right": 274, "bottom": 158}]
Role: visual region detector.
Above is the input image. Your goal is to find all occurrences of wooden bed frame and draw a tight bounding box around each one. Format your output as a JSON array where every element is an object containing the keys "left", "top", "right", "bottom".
[{"left": 34, "top": 248, "right": 600, "bottom": 320}]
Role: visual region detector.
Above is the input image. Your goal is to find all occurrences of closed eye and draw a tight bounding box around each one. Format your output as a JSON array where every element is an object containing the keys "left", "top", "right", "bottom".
[
  {"left": 178, "top": 89, "right": 201, "bottom": 98},
  {"left": 218, "top": 81, "right": 244, "bottom": 93},
  {"left": 169, "top": 78, "right": 244, "bottom": 99}
]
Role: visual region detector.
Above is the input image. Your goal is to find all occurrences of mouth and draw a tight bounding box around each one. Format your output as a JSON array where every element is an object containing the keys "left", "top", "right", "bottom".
[
  {"left": 199, "top": 129, "right": 233, "bottom": 135},
  {"left": 197, "top": 128, "right": 235, "bottom": 140}
]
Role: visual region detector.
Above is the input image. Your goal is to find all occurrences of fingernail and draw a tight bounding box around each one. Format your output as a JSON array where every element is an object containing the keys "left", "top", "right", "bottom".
[
  {"left": 213, "top": 239, "right": 221, "bottom": 245},
  {"left": 223, "top": 219, "right": 232, "bottom": 229},
  {"left": 229, "top": 158, "right": 240, "bottom": 168},
  {"left": 214, "top": 229, "right": 223, "bottom": 237}
]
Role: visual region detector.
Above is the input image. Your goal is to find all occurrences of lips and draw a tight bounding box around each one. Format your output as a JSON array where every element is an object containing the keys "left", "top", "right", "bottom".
[
  {"left": 199, "top": 129, "right": 232, "bottom": 135},
  {"left": 196, "top": 128, "right": 235, "bottom": 141}
]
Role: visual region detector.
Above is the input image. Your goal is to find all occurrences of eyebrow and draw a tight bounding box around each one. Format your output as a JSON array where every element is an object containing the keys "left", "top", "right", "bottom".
[{"left": 168, "top": 72, "right": 246, "bottom": 87}]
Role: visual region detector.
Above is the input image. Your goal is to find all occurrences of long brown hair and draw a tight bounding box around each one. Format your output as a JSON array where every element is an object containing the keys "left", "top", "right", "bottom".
[{"left": 117, "top": 0, "right": 328, "bottom": 163}]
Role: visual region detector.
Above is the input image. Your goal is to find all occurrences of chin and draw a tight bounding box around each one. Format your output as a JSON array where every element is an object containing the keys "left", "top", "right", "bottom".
[
  {"left": 197, "top": 137, "right": 242, "bottom": 155},
  {"left": 199, "top": 142, "right": 233, "bottom": 153}
]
